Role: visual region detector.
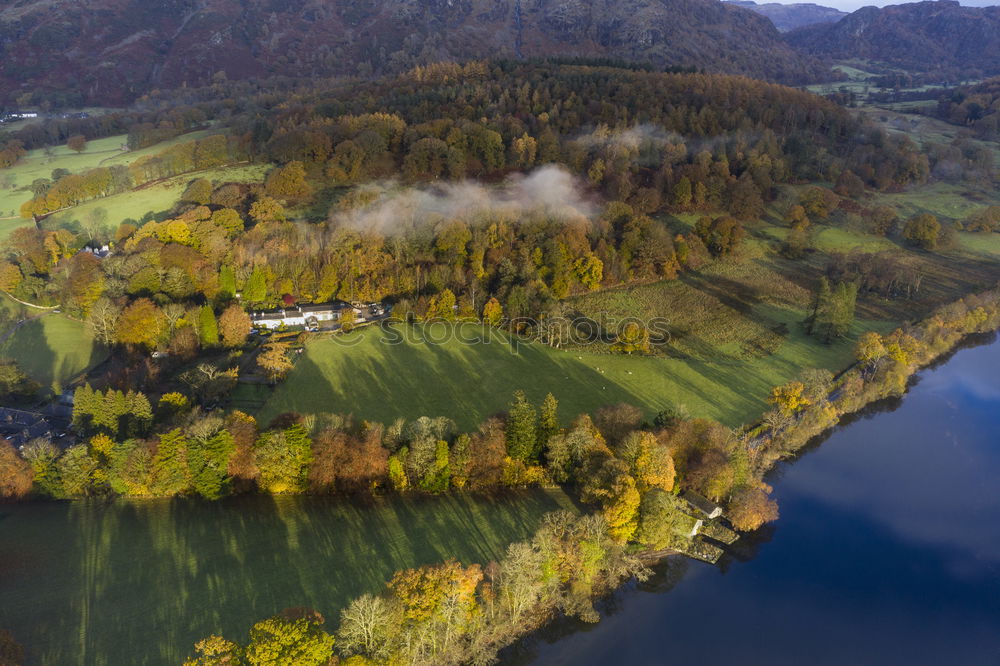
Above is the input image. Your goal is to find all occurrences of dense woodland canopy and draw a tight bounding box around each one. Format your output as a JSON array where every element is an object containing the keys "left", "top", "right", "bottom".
[
  {"left": 0, "top": 64, "right": 938, "bottom": 378},
  {"left": 0, "top": 61, "right": 966, "bottom": 405}
]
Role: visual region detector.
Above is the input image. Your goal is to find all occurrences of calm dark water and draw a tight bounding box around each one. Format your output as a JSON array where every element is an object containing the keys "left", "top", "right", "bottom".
[{"left": 514, "top": 335, "right": 1000, "bottom": 665}]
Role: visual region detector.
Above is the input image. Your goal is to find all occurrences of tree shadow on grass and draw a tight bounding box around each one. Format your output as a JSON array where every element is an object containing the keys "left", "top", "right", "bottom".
[
  {"left": 0, "top": 318, "right": 57, "bottom": 393},
  {"left": 262, "top": 324, "right": 665, "bottom": 430}
]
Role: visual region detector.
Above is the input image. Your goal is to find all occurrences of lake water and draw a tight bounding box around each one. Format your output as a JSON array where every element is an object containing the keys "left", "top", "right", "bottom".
[{"left": 512, "top": 334, "right": 1000, "bottom": 665}]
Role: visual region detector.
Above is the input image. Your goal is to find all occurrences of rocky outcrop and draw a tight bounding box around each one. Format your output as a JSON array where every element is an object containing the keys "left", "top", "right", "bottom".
[
  {"left": 787, "top": 1, "right": 1000, "bottom": 80},
  {"left": 0, "top": 0, "right": 828, "bottom": 106},
  {"left": 726, "top": 1, "right": 846, "bottom": 32}
]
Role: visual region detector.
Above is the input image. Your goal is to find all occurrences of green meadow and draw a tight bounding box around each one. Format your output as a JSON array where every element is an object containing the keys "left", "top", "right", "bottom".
[
  {"left": 251, "top": 205, "right": 1000, "bottom": 431},
  {"left": 0, "top": 295, "right": 105, "bottom": 392},
  {"left": 251, "top": 310, "right": 882, "bottom": 431},
  {"left": 0, "top": 489, "right": 577, "bottom": 664},
  {"left": 0, "top": 127, "right": 253, "bottom": 240}
]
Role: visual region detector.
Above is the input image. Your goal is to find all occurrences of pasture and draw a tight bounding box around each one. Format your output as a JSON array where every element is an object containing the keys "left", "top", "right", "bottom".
[
  {"left": 252, "top": 200, "right": 1000, "bottom": 432},
  {"left": 38, "top": 163, "right": 269, "bottom": 235},
  {"left": 0, "top": 295, "right": 105, "bottom": 393},
  {"left": 0, "top": 126, "right": 240, "bottom": 237},
  {"left": 251, "top": 311, "right": 879, "bottom": 431},
  {"left": 0, "top": 489, "right": 578, "bottom": 665}
]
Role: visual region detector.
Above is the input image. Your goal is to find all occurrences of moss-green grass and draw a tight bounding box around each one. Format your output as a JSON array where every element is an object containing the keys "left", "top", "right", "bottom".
[
  {"left": 0, "top": 135, "right": 126, "bottom": 219},
  {"left": 957, "top": 231, "right": 1000, "bottom": 255},
  {"left": 0, "top": 297, "right": 105, "bottom": 391},
  {"left": 252, "top": 310, "right": 883, "bottom": 431},
  {"left": 0, "top": 127, "right": 240, "bottom": 233},
  {"left": 253, "top": 201, "right": 1000, "bottom": 431},
  {"left": 0, "top": 489, "right": 577, "bottom": 665},
  {"left": 871, "top": 182, "right": 1000, "bottom": 222},
  {"left": 40, "top": 163, "right": 269, "bottom": 234}
]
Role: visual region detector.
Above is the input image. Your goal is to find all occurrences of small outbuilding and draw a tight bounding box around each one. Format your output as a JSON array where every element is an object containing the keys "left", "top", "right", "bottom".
[{"left": 680, "top": 490, "right": 724, "bottom": 520}]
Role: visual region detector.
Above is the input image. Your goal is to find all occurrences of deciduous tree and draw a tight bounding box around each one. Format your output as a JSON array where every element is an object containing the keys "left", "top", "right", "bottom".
[
  {"left": 115, "top": 298, "right": 166, "bottom": 349},
  {"left": 0, "top": 441, "right": 33, "bottom": 498}
]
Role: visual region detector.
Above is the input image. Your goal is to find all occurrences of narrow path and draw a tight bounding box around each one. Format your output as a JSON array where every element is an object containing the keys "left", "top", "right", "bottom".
[
  {"left": 1, "top": 292, "right": 58, "bottom": 310},
  {"left": 0, "top": 310, "right": 50, "bottom": 345}
]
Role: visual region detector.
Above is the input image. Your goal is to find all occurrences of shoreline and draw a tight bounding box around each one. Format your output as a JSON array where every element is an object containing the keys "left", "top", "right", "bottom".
[{"left": 504, "top": 295, "right": 1000, "bottom": 663}]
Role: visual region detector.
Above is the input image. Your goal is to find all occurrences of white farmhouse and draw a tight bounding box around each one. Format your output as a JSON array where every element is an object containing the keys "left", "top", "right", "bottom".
[{"left": 250, "top": 300, "right": 360, "bottom": 330}]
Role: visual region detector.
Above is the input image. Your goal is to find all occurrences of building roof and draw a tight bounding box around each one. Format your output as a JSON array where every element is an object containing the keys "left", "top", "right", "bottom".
[
  {"left": 251, "top": 309, "right": 294, "bottom": 321},
  {"left": 298, "top": 305, "right": 336, "bottom": 314},
  {"left": 680, "top": 490, "right": 723, "bottom": 519},
  {"left": 0, "top": 408, "right": 53, "bottom": 447},
  {"left": 252, "top": 301, "right": 353, "bottom": 321}
]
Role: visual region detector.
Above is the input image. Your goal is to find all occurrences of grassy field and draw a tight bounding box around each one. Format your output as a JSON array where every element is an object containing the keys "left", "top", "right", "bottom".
[
  {"left": 0, "top": 488, "right": 577, "bottom": 665},
  {"left": 0, "top": 295, "right": 105, "bottom": 392},
  {"left": 250, "top": 309, "right": 884, "bottom": 431},
  {"left": 0, "top": 135, "right": 126, "bottom": 219},
  {"left": 251, "top": 199, "right": 1000, "bottom": 432},
  {"left": 0, "top": 126, "right": 242, "bottom": 239},
  {"left": 35, "top": 163, "right": 269, "bottom": 236},
  {"left": 872, "top": 181, "right": 1000, "bottom": 222}
]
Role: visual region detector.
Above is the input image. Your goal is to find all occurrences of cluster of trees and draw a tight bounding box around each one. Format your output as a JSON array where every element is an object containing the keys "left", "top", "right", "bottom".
[
  {"left": 902, "top": 213, "right": 944, "bottom": 250},
  {"left": 0, "top": 139, "right": 26, "bottom": 169},
  {"left": 761, "top": 288, "right": 1000, "bottom": 462},
  {"left": 19, "top": 133, "right": 243, "bottom": 217},
  {"left": 803, "top": 277, "right": 858, "bottom": 342},
  {"left": 252, "top": 62, "right": 926, "bottom": 208},
  {"left": 826, "top": 250, "right": 924, "bottom": 300},
  {"left": 0, "top": 358, "right": 39, "bottom": 401},
  {"left": 3, "top": 389, "right": 776, "bottom": 538},
  {"left": 0, "top": 63, "right": 946, "bottom": 382},
  {"left": 693, "top": 215, "right": 746, "bottom": 257},
  {"left": 1, "top": 186, "right": 702, "bottom": 368},
  {"left": 933, "top": 77, "right": 1000, "bottom": 140},
  {"left": 72, "top": 384, "right": 153, "bottom": 439},
  {"left": 0, "top": 216, "right": 254, "bottom": 361},
  {"left": 186, "top": 512, "right": 646, "bottom": 666}
]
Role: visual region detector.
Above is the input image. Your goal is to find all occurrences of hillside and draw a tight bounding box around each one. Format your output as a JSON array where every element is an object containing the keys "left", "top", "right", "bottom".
[
  {"left": 931, "top": 77, "right": 1000, "bottom": 139},
  {"left": 0, "top": 0, "right": 828, "bottom": 107},
  {"left": 787, "top": 1, "right": 1000, "bottom": 80},
  {"left": 726, "top": 0, "right": 846, "bottom": 31}
]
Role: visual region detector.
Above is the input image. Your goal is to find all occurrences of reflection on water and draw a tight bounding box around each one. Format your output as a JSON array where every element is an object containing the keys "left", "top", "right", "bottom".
[
  {"left": 511, "top": 334, "right": 1000, "bottom": 665},
  {"left": 0, "top": 489, "right": 575, "bottom": 664}
]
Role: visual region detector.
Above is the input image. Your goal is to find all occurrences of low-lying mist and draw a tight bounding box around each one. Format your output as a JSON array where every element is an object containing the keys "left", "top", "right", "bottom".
[{"left": 329, "top": 165, "right": 597, "bottom": 234}]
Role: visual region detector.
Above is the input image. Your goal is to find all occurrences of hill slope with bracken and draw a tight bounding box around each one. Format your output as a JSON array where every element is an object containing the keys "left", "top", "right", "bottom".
[
  {"left": 787, "top": 1, "right": 1000, "bottom": 80},
  {"left": 0, "top": 0, "right": 828, "bottom": 107}
]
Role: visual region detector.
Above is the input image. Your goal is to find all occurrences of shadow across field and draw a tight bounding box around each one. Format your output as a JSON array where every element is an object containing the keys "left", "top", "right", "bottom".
[
  {"left": 0, "top": 311, "right": 105, "bottom": 392},
  {"left": 0, "top": 489, "right": 577, "bottom": 665},
  {"left": 260, "top": 324, "right": 661, "bottom": 429}
]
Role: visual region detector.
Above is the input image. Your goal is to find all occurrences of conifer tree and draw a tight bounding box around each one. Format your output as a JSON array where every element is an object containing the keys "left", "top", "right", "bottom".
[
  {"left": 198, "top": 305, "right": 219, "bottom": 347},
  {"left": 244, "top": 267, "right": 268, "bottom": 304},
  {"left": 152, "top": 429, "right": 190, "bottom": 496},
  {"left": 125, "top": 390, "right": 153, "bottom": 437},
  {"left": 219, "top": 265, "right": 237, "bottom": 298},
  {"left": 804, "top": 277, "right": 831, "bottom": 336},
  {"left": 537, "top": 393, "right": 559, "bottom": 459},
  {"left": 829, "top": 281, "right": 858, "bottom": 340},
  {"left": 505, "top": 391, "right": 537, "bottom": 463},
  {"left": 190, "top": 430, "right": 235, "bottom": 499}
]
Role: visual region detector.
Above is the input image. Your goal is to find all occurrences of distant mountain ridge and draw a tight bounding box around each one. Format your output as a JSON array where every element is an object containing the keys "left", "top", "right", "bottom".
[
  {"left": 787, "top": 1, "right": 1000, "bottom": 80},
  {"left": 0, "top": 0, "right": 828, "bottom": 107},
  {"left": 725, "top": 1, "right": 846, "bottom": 31}
]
